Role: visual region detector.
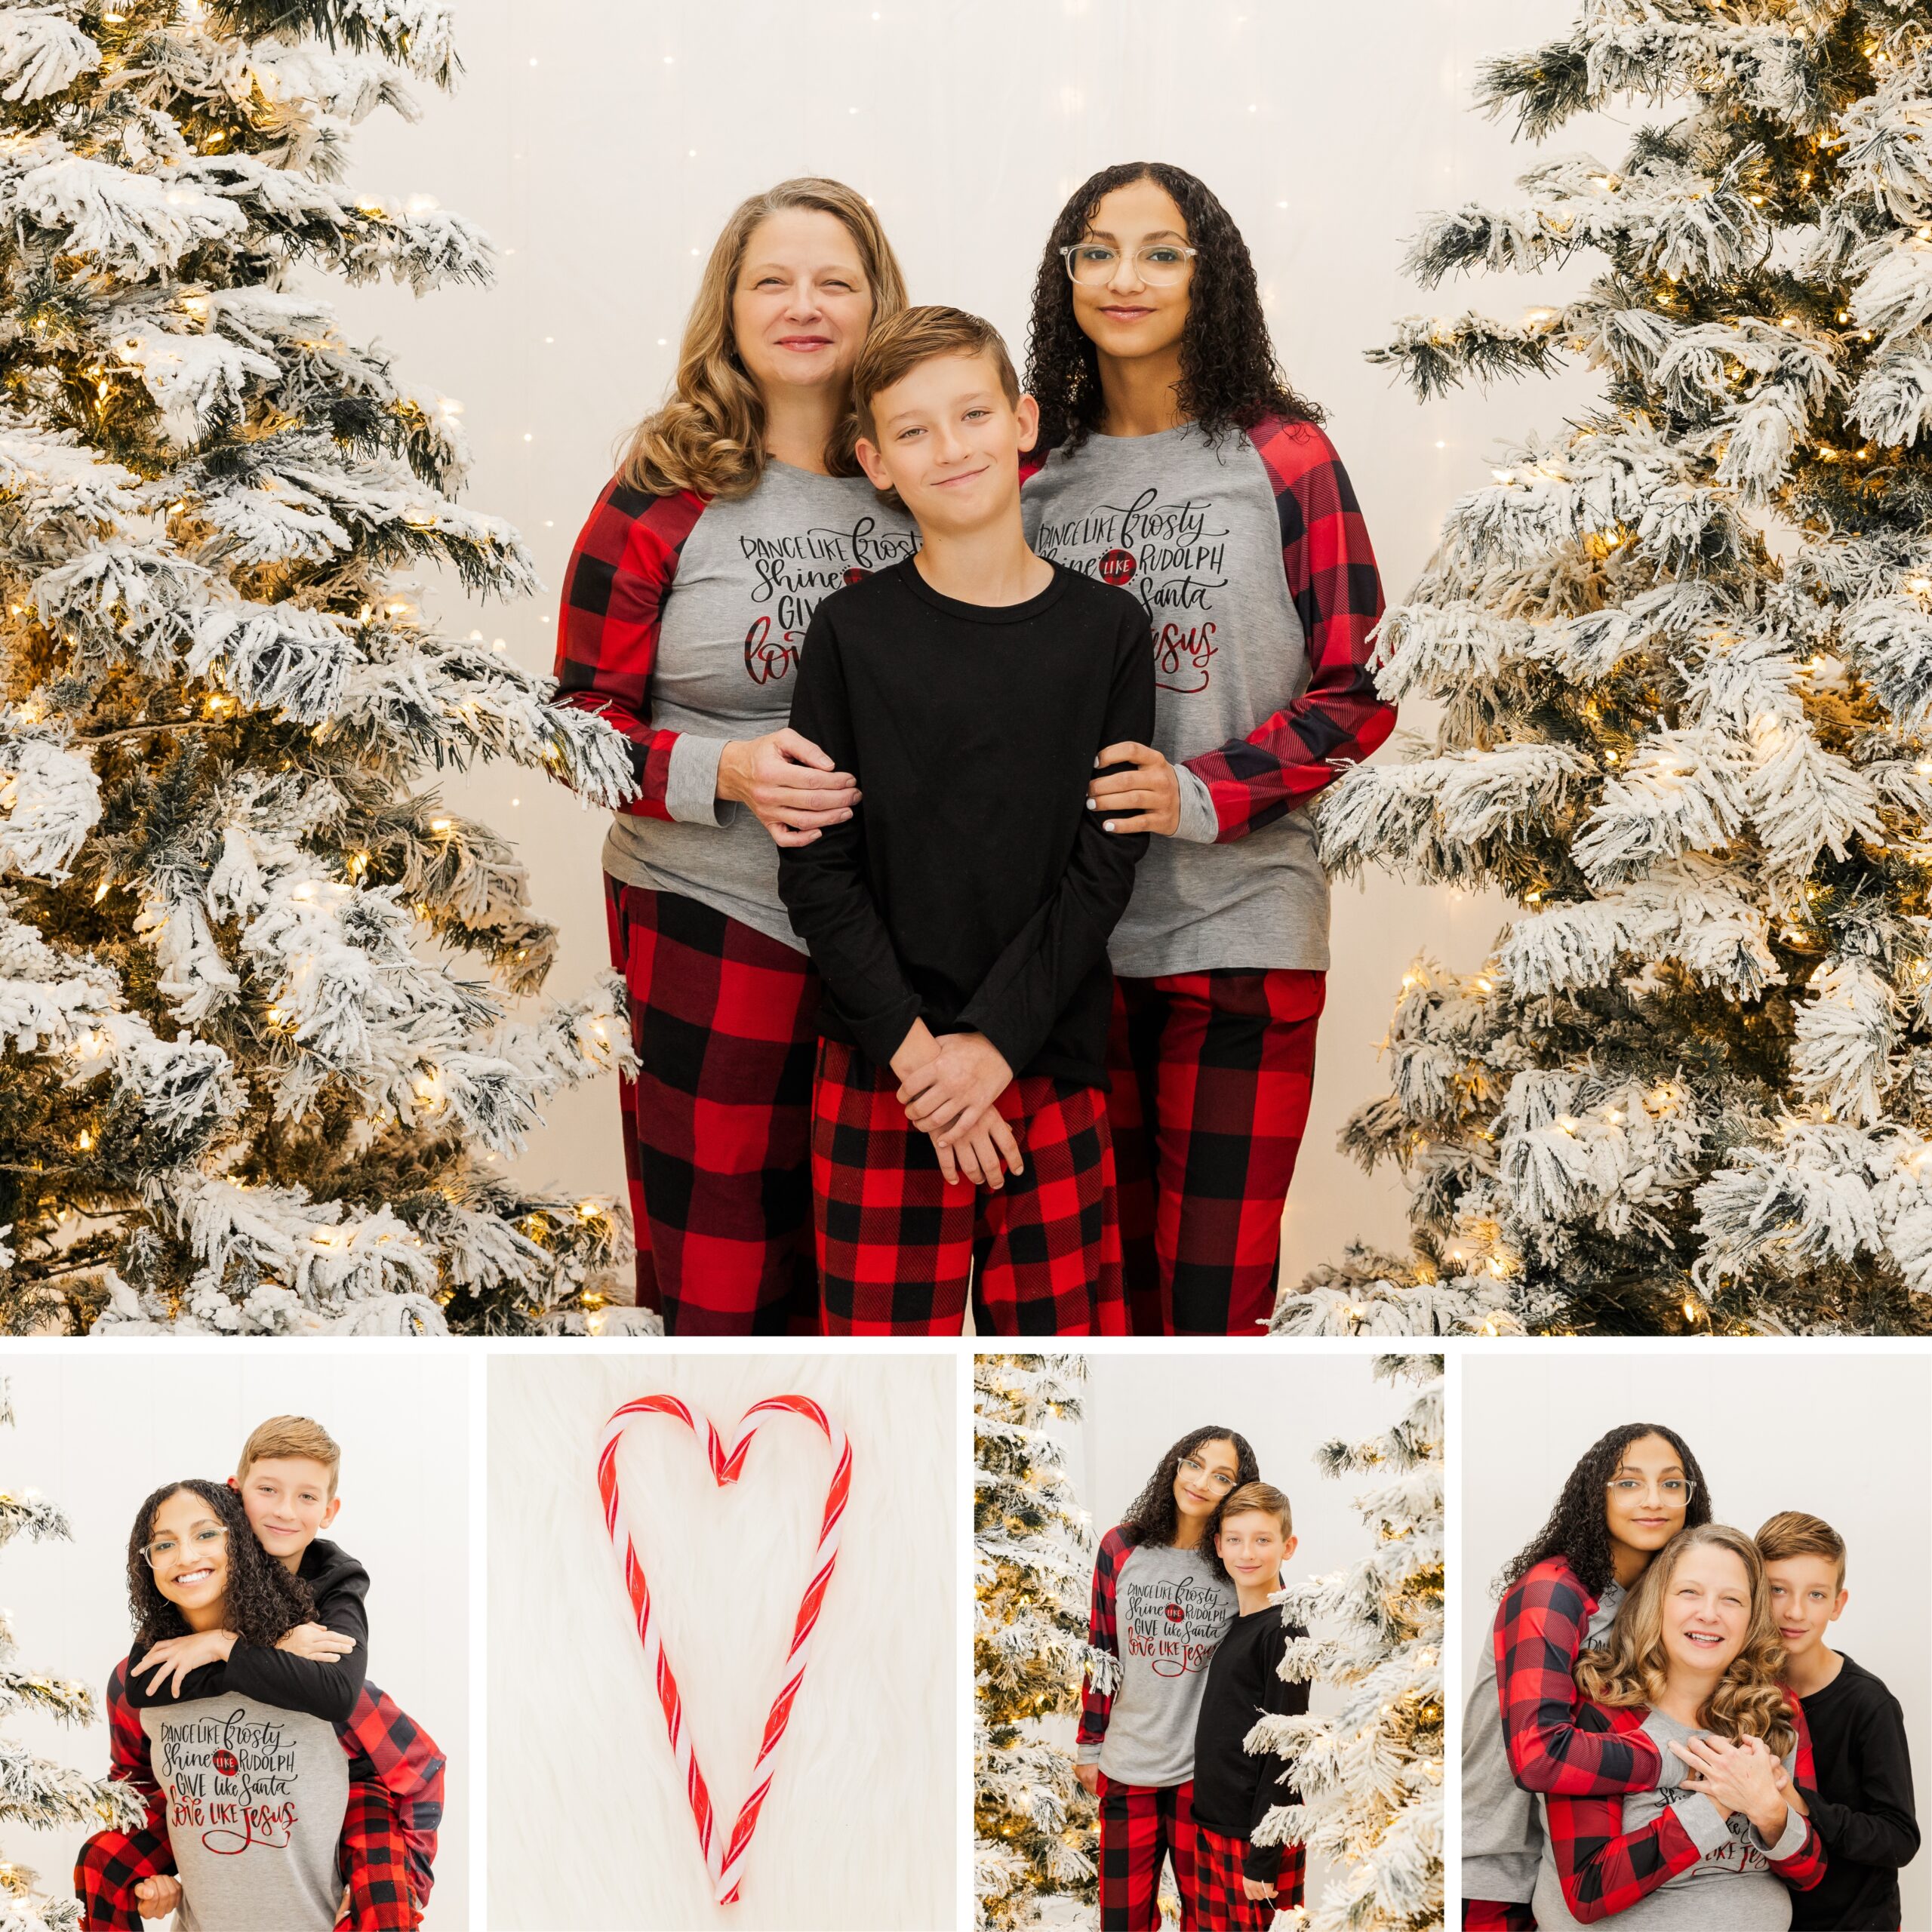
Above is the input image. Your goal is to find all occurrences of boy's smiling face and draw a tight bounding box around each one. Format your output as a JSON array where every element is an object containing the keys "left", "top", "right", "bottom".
[
  {"left": 234, "top": 1453, "right": 338, "bottom": 1562},
  {"left": 855, "top": 350, "right": 1038, "bottom": 536},
  {"left": 1766, "top": 1552, "right": 1847, "bottom": 1663},
  {"left": 1215, "top": 1508, "right": 1297, "bottom": 1595}
]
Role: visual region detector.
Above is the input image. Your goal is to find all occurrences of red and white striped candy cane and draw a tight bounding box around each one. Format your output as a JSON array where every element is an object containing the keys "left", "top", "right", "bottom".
[{"left": 595, "top": 1392, "right": 853, "bottom": 1906}]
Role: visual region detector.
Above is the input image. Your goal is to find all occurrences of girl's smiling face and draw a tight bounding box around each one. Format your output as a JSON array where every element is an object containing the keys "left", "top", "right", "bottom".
[
  {"left": 1605, "top": 1432, "right": 1693, "bottom": 1566},
  {"left": 1661, "top": 1543, "right": 1752, "bottom": 1675},
  {"left": 1172, "top": 1436, "right": 1241, "bottom": 1525},
  {"left": 144, "top": 1487, "right": 231, "bottom": 1614},
  {"left": 1069, "top": 177, "right": 1193, "bottom": 365}
]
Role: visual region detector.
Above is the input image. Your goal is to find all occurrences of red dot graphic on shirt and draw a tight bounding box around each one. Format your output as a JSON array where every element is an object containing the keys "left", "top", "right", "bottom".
[
  {"left": 1100, "top": 548, "right": 1136, "bottom": 586},
  {"left": 843, "top": 568, "right": 870, "bottom": 585},
  {"left": 214, "top": 1749, "right": 239, "bottom": 1776},
  {"left": 1164, "top": 1603, "right": 1185, "bottom": 1623}
]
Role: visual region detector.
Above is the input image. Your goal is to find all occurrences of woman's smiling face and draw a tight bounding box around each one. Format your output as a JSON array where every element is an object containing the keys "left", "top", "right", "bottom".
[
  {"left": 1660, "top": 1543, "right": 1752, "bottom": 1675},
  {"left": 145, "top": 1487, "right": 230, "bottom": 1614},
  {"left": 1172, "top": 1436, "right": 1241, "bottom": 1524}
]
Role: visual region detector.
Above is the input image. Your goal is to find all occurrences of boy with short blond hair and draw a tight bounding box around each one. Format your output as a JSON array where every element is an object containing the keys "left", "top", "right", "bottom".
[
  {"left": 1758, "top": 1510, "right": 1919, "bottom": 1931},
  {"left": 778, "top": 304, "right": 1155, "bottom": 1335},
  {"left": 1189, "top": 1482, "right": 1309, "bottom": 1929}
]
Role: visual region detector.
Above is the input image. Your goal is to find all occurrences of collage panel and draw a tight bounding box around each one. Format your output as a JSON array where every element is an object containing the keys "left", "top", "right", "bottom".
[
  {"left": 485, "top": 1351, "right": 955, "bottom": 1930},
  {"left": 1459, "top": 1351, "right": 1931, "bottom": 1932},
  {"left": 0, "top": 1352, "right": 469, "bottom": 1930},
  {"left": 977, "top": 1348, "right": 1444, "bottom": 1931}
]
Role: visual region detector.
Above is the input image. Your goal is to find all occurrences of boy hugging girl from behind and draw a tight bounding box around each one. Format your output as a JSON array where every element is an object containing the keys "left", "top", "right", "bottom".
[{"left": 75, "top": 1416, "right": 445, "bottom": 1931}]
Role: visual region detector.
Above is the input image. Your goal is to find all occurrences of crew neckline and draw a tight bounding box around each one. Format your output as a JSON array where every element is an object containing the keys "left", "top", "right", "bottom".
[
  {"left": 894, "top": 555, "right": 1069, "bottom": 625},
  {"left": 1079, "top": 420, "right": 1203, "bottom": 448}
]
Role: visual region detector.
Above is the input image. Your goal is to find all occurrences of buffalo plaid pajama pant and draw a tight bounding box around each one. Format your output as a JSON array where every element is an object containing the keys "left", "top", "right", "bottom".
[
  {"left": 1195, "top": 1824, "right": 1305, "bottom": 1930},
  {"left": 606, "top": 880, "right": 822, "bottom": 1334},
  {"left": 1463, "top": 1904, "right": 1536, "bottom": 1930},
  {"left": 1106, "top": 968, "right": 1325, "bottom": 1336},
  {"left": 811, "top": 1038, "right": 1130, "bottom": 1335},
  {"left": 1099, "top": 1774, "right": 1202, "bottom": 1930},
  {"left": 76, "top": 1785, "right": 420, "bottom": 1928}
]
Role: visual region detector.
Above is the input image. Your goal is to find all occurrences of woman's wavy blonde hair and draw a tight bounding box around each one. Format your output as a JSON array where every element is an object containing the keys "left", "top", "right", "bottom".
[
  {"left": 1574, "top": 1522, "right": 1795, "bottom": 1758},
  {"left": 619, "top": 177, "right": 907, "bottom": 501}
]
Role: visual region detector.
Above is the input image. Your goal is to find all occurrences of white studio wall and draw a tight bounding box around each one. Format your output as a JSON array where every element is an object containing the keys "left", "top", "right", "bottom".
[
  {"left": 1072, "top": 1349, "right": 1424, "bottom": 1920},
  {"left": 309, "top": 0, "right": 1638, "bottom": 1301},
  {"left": 0, "top": 1353, "right": 471, "bottom": 1930},
  {"left": 1460, "top": 1350, "right": 1932, "bottom": 1932},
  {"left": 486, "top": 1352, "right": 955, "bottom": 1931}
]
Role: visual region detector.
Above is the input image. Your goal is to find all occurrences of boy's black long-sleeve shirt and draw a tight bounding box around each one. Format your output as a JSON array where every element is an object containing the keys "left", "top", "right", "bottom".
[
  {"left": 1792, "top": 1651, "right": 1919, "bottom": 1930},
  {"left": 777, "top": 559, "right": 1155, "bottom": 1085},
  {"left": 1190, "top": 1606, "right": 1310, "bottom": 1883},
  {"left": 125, "top": 1535, "right": 371, "bottom": 1724}
]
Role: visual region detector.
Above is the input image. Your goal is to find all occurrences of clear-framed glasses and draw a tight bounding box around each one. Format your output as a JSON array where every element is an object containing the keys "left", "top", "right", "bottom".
[
  {"left": 1178, "top": 1454, "right": 1238, "bottom": 1492},
  {"left": 142, "top": 1523, "right": 229, "bottom": 1569},
  {"left": 1061, "top": 242, "right": 1198, "bottom": 288},
  {"left": 1606, "top": 1477, "right": 1696, "bottom": 1505}
]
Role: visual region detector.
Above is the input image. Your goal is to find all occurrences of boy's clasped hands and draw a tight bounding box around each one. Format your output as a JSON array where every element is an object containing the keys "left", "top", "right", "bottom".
[{"left": 891, "top": 1018, "right": 1026, "bottom": 1189}]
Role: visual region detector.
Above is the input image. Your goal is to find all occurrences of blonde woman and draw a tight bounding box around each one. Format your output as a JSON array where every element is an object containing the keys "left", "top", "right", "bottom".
[
  {"left": 554, "top": 178, "right": 915, "bottom": 1335},
  {"left": 1533, "top": 1523, "right": 1827, "bottom": 1927}
]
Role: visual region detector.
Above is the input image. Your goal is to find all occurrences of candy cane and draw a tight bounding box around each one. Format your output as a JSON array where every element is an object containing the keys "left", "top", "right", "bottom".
[{"left": 596, "top": 1392, "right": 853, "bottom": 1906}]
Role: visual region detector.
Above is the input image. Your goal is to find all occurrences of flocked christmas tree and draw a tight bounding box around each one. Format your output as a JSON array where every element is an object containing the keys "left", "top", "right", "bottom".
[
  {"left": 1281, "top": 0, "right": 1932, "bottom": 1337},
  {"left": 1254, "top": 1353, "right": 1443, "bottom": 1932},
  {"left": 0, "top": 1379, "right": 144, "bottom": 1932},
  {"left": 973, "top": 1353, "right": 1101, "bottom": 1930},
  {"left": 0, "top": 0, "right": 642, "bottom": 1336}
]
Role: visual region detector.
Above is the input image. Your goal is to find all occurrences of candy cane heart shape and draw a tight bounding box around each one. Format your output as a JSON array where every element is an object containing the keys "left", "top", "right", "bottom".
[{"left": 595, "top": 1393, "right": 854, "bottom": 1906}]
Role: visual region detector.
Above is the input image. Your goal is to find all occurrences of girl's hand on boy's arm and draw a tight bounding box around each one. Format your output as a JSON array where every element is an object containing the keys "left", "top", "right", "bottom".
[
  {"left": 1088, "top": 741, "right": 1180, "bottom": 836},
  {"left": 275, "top": 1623, "right": 356, "bottom": 1663},
  {"left": 134, "top": 1875, "right": 183, "bottom": 1918},
  {"left": 718, "top": 728, "right": 860, "bottom": 848},
  {"left": 898, "top": 1031, "right": 1014, "bottom": 1138},
  {"left": 136, "top": 1627, "right": 236, "bottom": 1695}
]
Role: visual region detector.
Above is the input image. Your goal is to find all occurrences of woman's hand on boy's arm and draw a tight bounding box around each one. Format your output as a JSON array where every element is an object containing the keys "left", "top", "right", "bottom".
[
  {"left": 136, "top": 1628, "right": 236, "bottom": 1696},
  {"left": 718, "top": 728, "right": 860, "bottom": 848},
  {"left": 275, "top": 1622, "right": 357, "bottom": 1663}
]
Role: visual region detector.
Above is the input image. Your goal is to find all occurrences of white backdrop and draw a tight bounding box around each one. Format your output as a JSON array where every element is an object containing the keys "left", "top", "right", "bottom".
[
  {"left": 1461, "top": 1351, "right": 1932, "bottom": 1930},
  {"left": 1058, "top": 1349, "right": 1428, "bottom": 1921},
  {"left": 307, "top": 0, "right": 1638, "bottom": 1300},
  {"left": 486, "top": 1352, "right": 955, "bottom": 1931},
  {"left": 0, "top": 1353, "right": 470, "bottom": 1929}
]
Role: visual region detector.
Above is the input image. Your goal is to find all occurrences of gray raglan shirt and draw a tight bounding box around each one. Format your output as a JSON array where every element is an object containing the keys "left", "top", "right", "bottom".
[
  {"left": 1023, "top": 420, "right": 1342, "bottom": 977},
  {"left": 1081, "top": 1542, "right": 1237, "bottom": 1789},
  {"left": 141, "top": 1697, "right": 348, "bottom": 1932},
  {"left": 600, "top": 463, "right": 917, "bottom": 949},
  {"left": 1531, "top": 1708, "right": 1810, "bottom": 1930}
]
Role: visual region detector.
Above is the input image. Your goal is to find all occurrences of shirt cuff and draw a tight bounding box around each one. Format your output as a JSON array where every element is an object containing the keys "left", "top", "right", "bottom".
[
  {"left": 1669, "top": 1792, "right": 1736, "bottom": 1858},
  {"left": 665, "top": 734, "right": 739, "bottom": 827},
  {"left": 1174, "top": 764, "right": 1220, "bottom": 843},
  {"left": 1752, "top": 1805, "right": 1807, "bottom": 1863},
  {"left": 1076, "top": 1743, "right": 1101, "bottom": 1766}
]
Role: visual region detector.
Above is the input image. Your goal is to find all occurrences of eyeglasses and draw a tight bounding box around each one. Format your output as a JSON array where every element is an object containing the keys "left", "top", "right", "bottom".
[
  {"left": 1061, "top": 242, "right": 1198, "bottom": 288},
  {"left": 1607, "top": 1478, "right": 1697, "bottom": 1504},
  {"left": 1178, "top": 1454, "right": 1238, "bottom": 1492},
  {"left": 142, "top": 1524, "right": 229, "bottom": 1568}
]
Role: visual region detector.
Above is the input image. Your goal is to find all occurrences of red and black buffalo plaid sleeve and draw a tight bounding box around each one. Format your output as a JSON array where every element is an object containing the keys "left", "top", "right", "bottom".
[
  {"left": 1770, "top": 1690, "right": 1828, "bottom": 1893},
  {"left": 341, "top": 1777, "right": 419, "bottom": 1930},
  {"left": 1496, "top": 1559, "right": 1663, "bottom": 1795},
  {"left": 1461, "top": 1903, "right": 1536, "bottom": 1930},
  {"left": 554, "top": 477, "right": 707, "bottom": 819},
  {"left": 75, "top": 1663, "right": 174, "bottom": 1930},
  {"left": 1181, "top": 416, "right": 1393, "bottom": 840},
  {"left": 340, "top": 1684, "right": 445, "bottom": 1914},
  {"left": 1078, "top": 1526, "right": 1133, "bottom": 1756},
  {"left": 1545, "top": 1703, "right": 1703, "bottom": 1921}
]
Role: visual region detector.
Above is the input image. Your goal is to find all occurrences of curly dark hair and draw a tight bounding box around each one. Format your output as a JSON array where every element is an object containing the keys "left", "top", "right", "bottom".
[
  {"left": 1024, "top": 161, "right": 1325, "bottom": 455},
  {"left": 1117, "top": 1426, "right": 1260, "bottom": 1558},
  {"left": 127, "top": 1478, "right": 314, "bottom": 1655},
  {"left": 1499, "top": 1423, "right": 1712, "bottom": 1602}
]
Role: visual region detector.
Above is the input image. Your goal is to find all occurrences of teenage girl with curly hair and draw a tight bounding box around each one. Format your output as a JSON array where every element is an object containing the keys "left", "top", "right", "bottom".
[
  {"left": 1077, "top": 1425, "right": 1260, "bottom": 1929},
  {"left": 1020, "top": 161, "right": 1396, "bottom": 1337},
  {"left": 1533, "top": 1522, "right": 1826, "bottom": 1925},
  {"left": 1463, "top": 1425, "right": 1712, "bottom": 1930}
]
